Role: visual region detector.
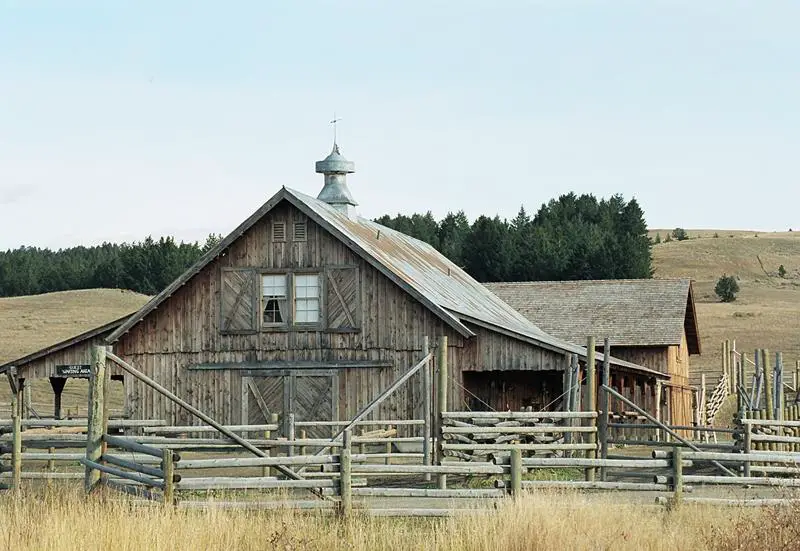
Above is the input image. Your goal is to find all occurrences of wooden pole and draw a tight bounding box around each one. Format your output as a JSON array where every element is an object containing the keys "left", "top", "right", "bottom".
[
  {"left": 672, "top": 446, "right": 683, "bottom": 505},
  {"left": 655, "top": 380, "right": 663, "bottom": 442},
  {"left": 598, "top": 338, "right": 610, "bottom": 481},
  {"left": 84, "top": 345, "right": 106, "bottom": 493},
  {"left": 776, "top": 352, "right": 785, "bottom": 421},
  {"left": 22, "top": 380, "right": 31, "bottom": 420},
  {"left": 11, "top": 385, "right": 21, "bottom": 490},
  {"left": 266, "top": 413, "right": 278, "bottom": 477},
  {"left": 422, "top": 336, "right": 432, "bottom": 482},
  {"left": 763, "top": 350, "right": 773, "bottom": 421},
  {"left": 740, "top": 352, "right": 748, "bottom": 414},
  {"left": 162, "top": 447, "right": 175, "bottom": 506},
  {"left": 510, "top": 447, "right": 522, "bottom": 498},
  {"left": 339, "top": 429, "right": 352, "bottom": 518},
  {"left": 585, "top": 336, "right": 597, "bottom": 482},
  {"left": 436, "top": 335, "right": 448, "bottom": 490},
  {"left": 743, "top": 421, "right": 752, "bottom": 477}
]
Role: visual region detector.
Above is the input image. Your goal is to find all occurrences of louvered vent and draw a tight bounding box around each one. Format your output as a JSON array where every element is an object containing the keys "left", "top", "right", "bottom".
[
  {"left": 293, "top": 221, "right": 307, "bottom": 242},
  {"left": 272, "top": 222, "right": 286, "bottom": 242}
]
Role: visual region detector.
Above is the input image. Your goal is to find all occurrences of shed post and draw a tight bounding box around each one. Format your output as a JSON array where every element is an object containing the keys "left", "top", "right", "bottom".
[
  {"left": 21, "top": 379, "right": 31, "bottom": 419},
  {"left": 436, "top": 335, "right": 448, "bottom": 490},
  {"left": 422, "top": 336, "right": 432, "bottom": 481},
  {"left": 598, "top": 338, "right": 611, "bottom": 481},
  {"left": 339, "top": 429, "right": 352, "bottom": 519},
  {"left": 84, "top": 345, "right": 106, "bottom": 493},
  {"left": 655, "top": 380, "right": 663, "bottom": 441},
  {"left": 10, "top": 372, "right": 21, "bottom": 490},
  {"left": 584, "top": 336, "right": 597, "bottom": 482},
  {"left": 267, "top": 413, "right": 279, "bottom": 477},
  {"left": 49, "top": 377, "right": 67, "bottom": 420}
]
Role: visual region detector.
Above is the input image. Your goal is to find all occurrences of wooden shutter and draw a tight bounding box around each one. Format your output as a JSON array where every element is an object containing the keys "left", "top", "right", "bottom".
[
  {"left": 325, "top": 267, "right": 360, "bottom": 331},
  {"left": 220, "top": 268, "right": 257, "bottom": 333}
]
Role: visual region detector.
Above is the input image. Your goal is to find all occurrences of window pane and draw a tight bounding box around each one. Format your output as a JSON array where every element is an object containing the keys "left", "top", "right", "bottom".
[
  {"left": 295, "top": 298, "right": 319, "bottom": 324},
  {"left": 262, "top": 274, "right": 287, "bottom": 297}
]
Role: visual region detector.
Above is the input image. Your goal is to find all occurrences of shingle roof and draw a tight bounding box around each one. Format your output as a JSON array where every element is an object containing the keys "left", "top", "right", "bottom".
[
  {"left": 484, "top": 279, "right": 701, "bottom": 355},
  {"left": 107, "top": 188, "right": 668, "bottom": 377}
]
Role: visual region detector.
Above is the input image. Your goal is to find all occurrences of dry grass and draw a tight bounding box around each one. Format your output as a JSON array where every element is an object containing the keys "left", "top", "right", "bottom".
[
  {"left": 650, "top": 230, "right": 800, "bottom": 383},
  {"left": 0, "top": 486, "right": 772, "bottom": 551}
]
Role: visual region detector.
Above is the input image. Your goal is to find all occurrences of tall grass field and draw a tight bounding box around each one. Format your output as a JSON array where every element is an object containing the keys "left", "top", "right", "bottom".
[{"left": 1, "top": 486, "right": 797, "bottom": 551}]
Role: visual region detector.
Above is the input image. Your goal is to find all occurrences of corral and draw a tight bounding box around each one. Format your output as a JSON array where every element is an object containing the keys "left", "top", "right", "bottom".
[{"left": 2, "top": 146, "right": 800, "bottom": 526}]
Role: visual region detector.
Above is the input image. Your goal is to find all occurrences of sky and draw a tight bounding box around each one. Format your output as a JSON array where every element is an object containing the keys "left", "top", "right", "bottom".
[{"left": 1, "top": 1, "right": 799, "bottom": 250}]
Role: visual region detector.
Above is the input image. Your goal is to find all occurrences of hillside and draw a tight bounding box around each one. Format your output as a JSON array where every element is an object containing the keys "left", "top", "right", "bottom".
[
  {"left": 650, "top": 230, "right": 800, "bottom": 386},
  {"left": 0, "top": 289, "right": 150, "bottom": 416},
  {"left": 0, "top": 289, "right": 150, "bottom": 364}
]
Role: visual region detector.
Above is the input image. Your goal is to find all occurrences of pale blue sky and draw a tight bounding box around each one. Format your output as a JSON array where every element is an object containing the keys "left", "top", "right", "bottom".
[{"left": 1, "top": 1, "right": 798, "bottom": 249}]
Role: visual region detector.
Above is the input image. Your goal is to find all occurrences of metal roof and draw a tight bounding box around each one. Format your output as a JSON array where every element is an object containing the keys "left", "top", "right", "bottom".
[
  {"left": 485, "top": 279, "right": 701, "bottom": 355},
  {"left": 106, "top": 187, "right": 668, "bottom": 378}
]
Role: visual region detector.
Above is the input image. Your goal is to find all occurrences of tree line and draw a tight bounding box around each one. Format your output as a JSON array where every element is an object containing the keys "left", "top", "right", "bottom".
[
  {"left": 376, "top": 192, "right": 652, "bottom": 282},
  {"left": 0, "top": 192, "right": 652, "bottom": 298}
]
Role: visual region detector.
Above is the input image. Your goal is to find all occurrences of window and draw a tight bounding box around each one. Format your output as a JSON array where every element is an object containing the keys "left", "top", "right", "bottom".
[
  {"left": 262, "top": 275, "right": 287, "bottom": 324},
  {"left": 294, "top": 274, "right": 320, "bottom": 324},
  {"left": 293, "top": 221, "right": 307, "bottom": 241},
  {"left": 272, "top": 222, "right": 286, "bottom": 242}
]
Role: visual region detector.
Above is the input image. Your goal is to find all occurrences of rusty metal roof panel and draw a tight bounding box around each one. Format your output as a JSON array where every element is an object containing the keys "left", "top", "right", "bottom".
[{"left": 287, "top": 189, "right": 555, "bottom": 342}]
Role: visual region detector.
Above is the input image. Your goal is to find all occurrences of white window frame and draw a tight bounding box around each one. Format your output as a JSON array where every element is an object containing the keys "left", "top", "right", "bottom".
[
  {"left": 261, "top": 274, "right": 288, "bottom": 326},
  {"left": 293, "top": 273, "right": 321, "bottom": 325},
  {"left": 259, "top": 270, "right": 323, "bottom": 330}
]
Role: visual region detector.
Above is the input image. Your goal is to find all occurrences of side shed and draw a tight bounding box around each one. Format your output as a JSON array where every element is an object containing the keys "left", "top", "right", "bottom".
[{"left": 485, "top": 279, "right": 701, "bottom": 427}]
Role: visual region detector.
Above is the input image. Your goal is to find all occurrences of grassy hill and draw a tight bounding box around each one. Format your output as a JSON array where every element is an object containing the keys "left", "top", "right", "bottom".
[
  {"left": 0, "top": 289, "right": 150, "bottom": 416},
  {"left": 650, "top": 229, "right": 800, "bottom": 387}
]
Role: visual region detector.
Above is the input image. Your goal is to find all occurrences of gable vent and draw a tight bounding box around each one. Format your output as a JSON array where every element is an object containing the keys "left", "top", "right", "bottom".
[
  {"left": 293, "top": 221, "right": 307, "bottom": 242},
  {"left": 272, "top": 222, "right": 286, "bottom": 242}
]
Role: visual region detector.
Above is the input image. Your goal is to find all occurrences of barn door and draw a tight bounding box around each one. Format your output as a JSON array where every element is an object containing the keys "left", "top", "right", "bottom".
[{"left": 245, "top": 371, "right": 337, "bottom": 439}]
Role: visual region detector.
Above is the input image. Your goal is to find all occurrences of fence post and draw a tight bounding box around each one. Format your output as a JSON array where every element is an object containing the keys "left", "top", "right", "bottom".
[
  {"left": 436, "top": 335, "right": 448, "bottom": 490},
  {"left": 598, "top": 338, "right": 611, "bottom": 481},
  {"left": 422, "top": 336, "right": 432, "bottom": 481},
  {"left": 11, "top": 381, "right": 21, "bottom": 490},
  {"left": 510, "top": 447, "right": 522, "bottom": 498},
  {"left": 299, "top": 430, "right": 307, "bottom": 456},
  {"left": 287, "top": 413, "right": 296, "bottom": 457},
  {"left": 776, "top": 352, "right": 785, "bottom": 422},
  {"left": 84, "top": 345, "right": 106, "bottom": 493},
  {"left": 671, "top": 446, "right": 683, "bottom": 506},
  {"left": 763, "top": 349, "right": 773, "bottom": 421},
  {"left": 339, "top": 429, "right": 352, "bottom": 519},
  {"left": 743, "top": 421, "right": 752, "bottom": 477},
  {"left": 585, "top": 336, "right": 597, "bottom": 482},
  {"left": 266, "top": 413, "right": 278, "bottom": 477},
  {"left": 162, "top": 447, "right": 175, "bottom": 506}
]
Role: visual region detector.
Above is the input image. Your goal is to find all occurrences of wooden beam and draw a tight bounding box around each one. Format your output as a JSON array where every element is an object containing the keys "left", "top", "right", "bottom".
[{"left": 189, "top": 360, "right": 394, "bottom": 371}]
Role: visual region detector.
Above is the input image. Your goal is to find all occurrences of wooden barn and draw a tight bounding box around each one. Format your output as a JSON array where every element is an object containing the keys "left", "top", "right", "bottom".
[
  {"left": 2, "top": 145, "right": 669, "bottom": 430},
  {"left": 485, "top": 279, "right": 701, "bottom": 427}
]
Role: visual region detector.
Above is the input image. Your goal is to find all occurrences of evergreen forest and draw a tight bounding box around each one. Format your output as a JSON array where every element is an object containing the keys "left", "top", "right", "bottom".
[{"left": 0, "top": 193, "right": 651, "bottom": 298}]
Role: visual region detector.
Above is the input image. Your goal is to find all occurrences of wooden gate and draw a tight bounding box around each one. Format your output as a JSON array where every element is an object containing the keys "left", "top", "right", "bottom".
[{"left": 244, "top": 370, "right": 338, "bottom": 439}]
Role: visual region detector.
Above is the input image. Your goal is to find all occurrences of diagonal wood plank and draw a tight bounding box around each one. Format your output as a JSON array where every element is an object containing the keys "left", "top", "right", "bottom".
[
  {"left": 247, "top": 378, "right": 272, "bottom": 422},
  {"left": 327, "top": 271, "right": 355, "bottom": 327}
]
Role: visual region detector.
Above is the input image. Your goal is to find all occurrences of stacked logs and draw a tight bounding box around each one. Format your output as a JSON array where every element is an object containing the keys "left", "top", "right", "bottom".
[{"left": 441, "top": 415, "right": 567, "bottom": 463}]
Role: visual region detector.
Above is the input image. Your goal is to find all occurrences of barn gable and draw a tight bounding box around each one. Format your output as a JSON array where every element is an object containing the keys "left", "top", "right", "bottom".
[{"left": 107, "top": 187, "right": 590, "bottom": 360}]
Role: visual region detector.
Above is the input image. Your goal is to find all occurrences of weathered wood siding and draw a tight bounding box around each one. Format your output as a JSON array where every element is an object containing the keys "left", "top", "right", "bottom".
[
  {"left": 14, "top": 334, "right": 123, "bottom": 380},
  {"left": 115, "top": 201, "right": 467, "bottom": 425}
]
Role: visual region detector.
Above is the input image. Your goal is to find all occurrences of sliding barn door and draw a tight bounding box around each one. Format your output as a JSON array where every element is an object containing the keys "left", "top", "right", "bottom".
[{"left": 245, "top": 371, "right": 338, "bottom": 439}]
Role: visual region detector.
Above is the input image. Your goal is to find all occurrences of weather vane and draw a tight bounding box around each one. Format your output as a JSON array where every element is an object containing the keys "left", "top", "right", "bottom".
[{"left": 330, "top": 113, "right": 342, "bottom": 144}]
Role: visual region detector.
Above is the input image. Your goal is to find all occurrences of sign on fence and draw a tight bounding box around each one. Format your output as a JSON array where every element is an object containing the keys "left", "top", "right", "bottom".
[{"left": 56, "top": 364, "right": 92, "bottom": 378}]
